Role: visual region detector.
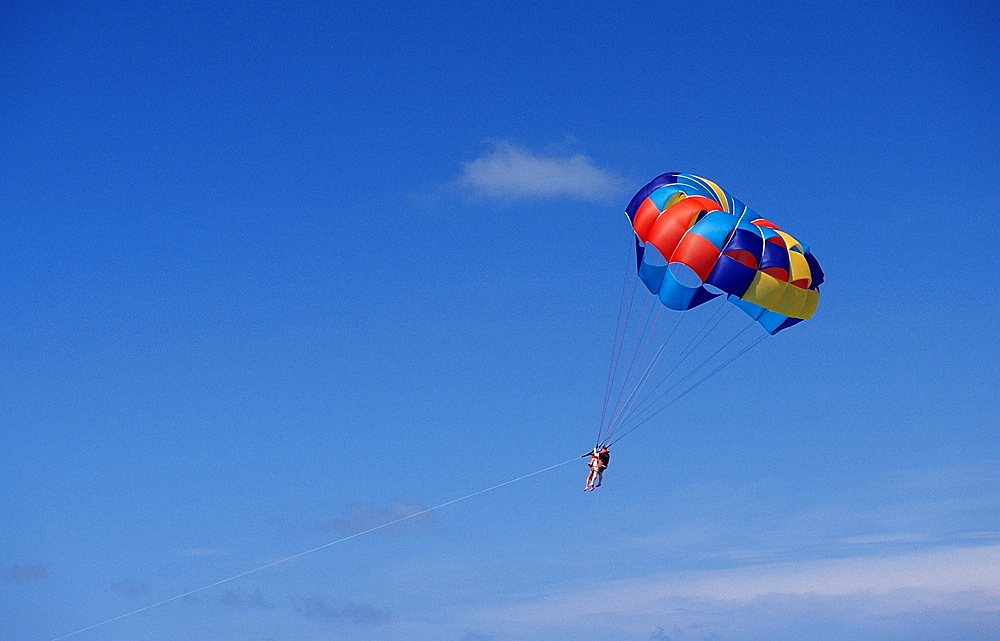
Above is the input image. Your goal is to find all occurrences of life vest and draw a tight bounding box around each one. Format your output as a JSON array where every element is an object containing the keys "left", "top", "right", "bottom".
[{"left": 598, "top": 449, "right": 610, "bottom": 468}]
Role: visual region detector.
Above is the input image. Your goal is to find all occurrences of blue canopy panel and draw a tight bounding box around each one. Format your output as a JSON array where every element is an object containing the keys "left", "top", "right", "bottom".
[
  {"left": 804, "top": 251, "right": 825, "bottom": 289},
  {"left": 625, "top": 173, "right": 681, "bottom": 223},
  {"left": 637, "top": 240, "right": 720, "bottom": 310},
  {"left": 728, "top": 295, "right": 801, "bottom": 334},
  {"left": 705, "top": 224, "right": 764, "bottom": 297},
  {"left": 639, "top": 210, "right": 733, "bottom": 311},
  {"left": 625, "top": 173, "right": 753, "bottom": 224}
]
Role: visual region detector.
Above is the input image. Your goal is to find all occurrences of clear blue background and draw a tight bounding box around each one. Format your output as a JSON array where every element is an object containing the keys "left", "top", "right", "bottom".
[{"left": 3, "top": 1, "right": 998, "bottom": 640}]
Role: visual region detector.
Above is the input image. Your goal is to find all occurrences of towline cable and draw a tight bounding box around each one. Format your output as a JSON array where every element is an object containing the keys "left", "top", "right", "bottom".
[{"left": 47, "top": 455, "right": 581, "bottom": 641}]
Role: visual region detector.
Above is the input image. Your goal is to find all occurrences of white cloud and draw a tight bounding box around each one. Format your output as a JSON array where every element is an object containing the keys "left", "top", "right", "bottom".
[
  {"left": 178, "top": 548, "right": 229, "bottom": 557},
  {"left": 295, "top": 597, "right": 393, "bottom": 624},
  {"left": 219, "top": 587, "right": 271, "bottom": 609},
  {"left": 316, "top": 500, "right": 434, "bottom": 536},
  {"left": 479, "top": 544, "right": 1000, "bottom": 626},
  {"left": 838, "top": 533, "right": 935, "bottom": 545},
  {"left": 458, "top": 143, "right": 623, "bottom": 202},
  {"left": 2, "top": 563, "right": 47, "bottom": 584},
  {"left": 110, "top": 579, "right": 150, "bottom": 597}
]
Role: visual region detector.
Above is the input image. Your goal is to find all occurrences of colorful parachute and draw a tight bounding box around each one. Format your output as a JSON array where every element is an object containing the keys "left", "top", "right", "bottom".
[
  {"left": 625, "top": 173, "right": 823, "bottom": 334},
  {"left": 593, "top": 173, "right": 825, "bottom": 447}
]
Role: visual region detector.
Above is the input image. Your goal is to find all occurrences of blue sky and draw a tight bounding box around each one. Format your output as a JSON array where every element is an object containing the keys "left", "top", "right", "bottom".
[{"left": 2, "top": 1, "right": 999, "bottom": 640}]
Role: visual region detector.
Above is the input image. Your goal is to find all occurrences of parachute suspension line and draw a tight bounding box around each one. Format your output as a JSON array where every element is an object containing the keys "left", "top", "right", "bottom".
[
  {"left": 619, "top": 316, "right": 756, "bottom": 431},
  {"left": 616, "top": 300, "right": 663, "bottom": 419},
  {"left": 612, "top": 302, "right": 734, "bottom": 431},
  {"left": 598, "top": 282, "right": 654, "bottom": 443},
  {"left": 46, "top": 456, "right": 581, "bottom": 641},
  {"left": 616, "top": 284, "right": 658, "bottom": 403},
  {"left": 605, "top": 324, "right": 768, "bottom": 448},
  {"left": 607, "top": 330, "right": 768, "bottom": 447},
  {"left": 598, "top": 245, "right": 641, "bottom": 446},
  {"left": 602, "top": 296, "right": 662, "bottom": 445},
  {"left": 601, "top": 311, "right": 684, "bottom": 445},
  {"left": 601, "top": 300, "right": 728, "bottom": 445}
]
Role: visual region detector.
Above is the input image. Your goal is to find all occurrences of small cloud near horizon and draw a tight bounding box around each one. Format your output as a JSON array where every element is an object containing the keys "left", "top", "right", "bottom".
[
  {"left": 295, "top": 597, "right": 392, "bottom": 625},
  {"left": 219, "top": 587, "right": 270, "bottom": 609},
  {"left": 316, "top": 500, "right": 434, "bottom": 536},
  {"left": 178, "top": 548, "right": 229, "bottom": 558},
  {"left": 2, "top": 564, "right": 48, "bottom": 584},
  {"left": 458, "top": 142, "right": 624, "bottom": 202},
  {"left": 111, "top": 580, "right": 150, "bottom": 597}
]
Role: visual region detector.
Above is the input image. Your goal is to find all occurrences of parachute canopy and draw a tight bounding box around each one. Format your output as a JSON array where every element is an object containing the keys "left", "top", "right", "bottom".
[{"left": 625, "top": 173, "right": 824, "bottom": 334}]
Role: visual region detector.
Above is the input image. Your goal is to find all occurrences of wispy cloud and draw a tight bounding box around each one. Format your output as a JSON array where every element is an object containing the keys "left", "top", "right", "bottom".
[
  {"left": 219, "top": 587, "right": 270, "bottom": 609},
  {"left": 177, "top": 548, "right": 229, "bottom": 558},
  {"left": 316, "top": 500, "right": 434, "bottom": 536},
  {"left": 625, "top": 463, "right": 1000, "bottom": 565},
  {"left": 295, "top": 597, "right": 392, "bottom": 624},
  {"left": 2, "top": 564, "right": 47, "bottom": 584},
  {"left": 527, "top": 464, "right": 1000, "bottom": 640},
  {"left": 110, "top": 580, "right": 149, "bottom": 597},
  {"left": 458, "top": 143, "right": 623, "bottom": 202},
  {"left": 838, "top": 533, "right": 935, "bottom": 545},
  {"left": 480, "top": 544, "right": 1000, "bottom": 630}
]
